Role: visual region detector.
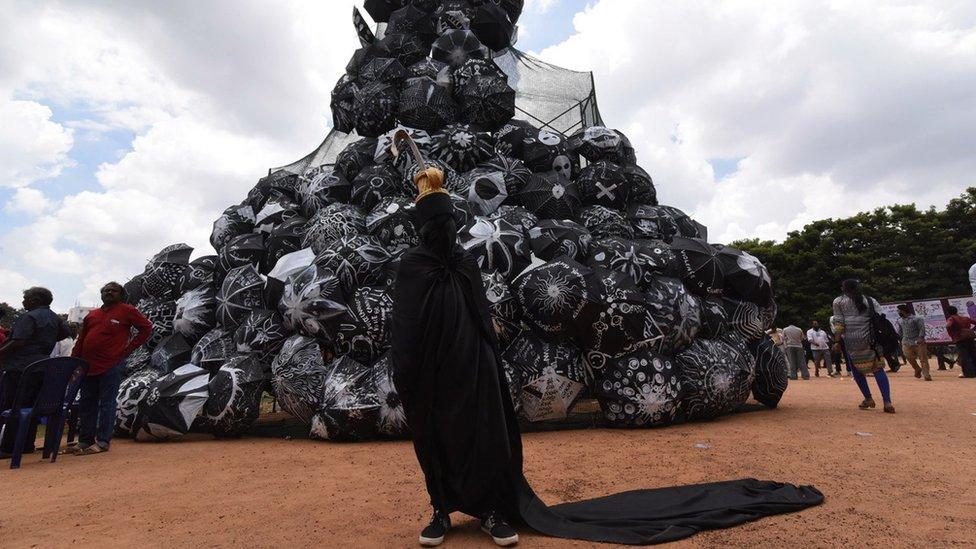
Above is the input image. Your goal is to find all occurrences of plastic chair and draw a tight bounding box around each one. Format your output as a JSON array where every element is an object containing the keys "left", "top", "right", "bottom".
[{"left": 0, "top": 357, "right": 88, "bottom": 469}]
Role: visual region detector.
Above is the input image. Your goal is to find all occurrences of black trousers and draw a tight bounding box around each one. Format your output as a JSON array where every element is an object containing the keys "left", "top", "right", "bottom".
[
  {"left": 0, "top": 369, "right": 44, "bottom": 453},
  {"left": 957, "top": 340, "right": 976, "bottom": 378}
]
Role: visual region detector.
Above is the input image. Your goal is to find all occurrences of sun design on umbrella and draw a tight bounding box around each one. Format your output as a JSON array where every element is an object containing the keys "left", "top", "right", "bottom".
[
  {"left": 537, "top": 271, "right": 576, "bottom": 315},
  {"left": 376, "top": 374, "right": 407, "bottom": 436}
]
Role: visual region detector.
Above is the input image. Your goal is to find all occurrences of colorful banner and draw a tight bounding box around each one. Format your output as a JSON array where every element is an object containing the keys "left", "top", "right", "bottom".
[{"left": 881, "top": 296, "right": 973, "bottom": 345}]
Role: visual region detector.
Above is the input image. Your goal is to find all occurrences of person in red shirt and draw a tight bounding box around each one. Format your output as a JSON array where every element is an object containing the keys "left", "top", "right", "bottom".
[
  {"left": 71, "top": 281, "right": 152, "bottom": 454},
  {"left": 945, "top": 305, "right": 976, "bottom": 378}
]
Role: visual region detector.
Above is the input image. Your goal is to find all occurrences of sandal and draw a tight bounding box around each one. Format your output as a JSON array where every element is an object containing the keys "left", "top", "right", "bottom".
[
  {"left": 858, "top": 399, "right": 876, "bottom": 409},
  {"left": 883, "top": 403, "right": 896, "bottom": 414},
  {"left": 77, "top": 445, "right": 107, "bottom": 456}
]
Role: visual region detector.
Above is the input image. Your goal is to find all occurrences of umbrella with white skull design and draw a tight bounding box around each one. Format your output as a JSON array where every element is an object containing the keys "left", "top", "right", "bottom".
[
  {"left": 191, "top": 328, "right": 237, "bottom": 372},
  {"left": 115, "top": 369, "right": 162, "bottom": 436},
  {"left": 196, "top": 354, "right": 268, "bottom": 437},
  {"left": 173, "top": 284, "right": 217, "bottom": 343},
  {"left": 271, "top": 335, "right": 329, "bottom": 425},
  {"left": 458, "top": 216, "right": 531, "bottom": 280},
  {"left": 748, "top": 335, "right": 789, "bottom": 408},
  {"left": 585, "top": 237, "right": 673, "bottom": 289},
  {"left": 216, "top": 264, "right": 266, "bottom": 330},
  {"left": 135, "top": 363, "right": 210, "bottom": 441},
  {"left": 279, "top": 264, "right": 348, "bottom": 339},
  {"left": 234, "top": 308, "right": 288, "bottom": 366},
  {"left": 567, "top": 125, "right": 637, "bottom": 164},
  {"left": 594, "top": 348, "right": 682, "bottom": 427},
  {"left": 676, "top": 335, "right": 755, "bottom": 421},
  {"left": 522, "top": 129, "right": 579, "bottom": 178},
  {"left": 503, "top": 332, "right": 586, "bottom": 422},
  {"left": 179, "top": 255, "right": 219, "bottom": 294},
  {"left": 142, "top": 243, "right": 193, "bottom": 300},
  {"left": 517, "top": 173, "right": 582, "bottom": 220},
  {"left": 714, "top": 245, "right": 773, "bottom": 306},
  {"left": 527, "top": 219, "right": 592, "bottom": 262}
]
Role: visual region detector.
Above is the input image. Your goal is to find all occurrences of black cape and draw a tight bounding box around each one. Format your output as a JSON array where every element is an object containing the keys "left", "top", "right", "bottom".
[{"left": 391, "top": 193, "right": 822, "bottom": 544}]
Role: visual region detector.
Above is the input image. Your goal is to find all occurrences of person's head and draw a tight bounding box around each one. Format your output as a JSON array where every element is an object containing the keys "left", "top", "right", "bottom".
[
  {"left": 897, "top": 304, "right": 912, "bottom": 318},
  {"left": 946, "top": 305, "right": 959, "bottom": 317},
  {"left": 100, "top": 282, "right": 125, "bottom": 306},
  {"left": 22, "top": 287, "right": 54, "bottom": 310},
  {"left": 67, "top": 321, "right": 81, "bottom": 338},
  {"left": 841, "top": 278, "right": 866, "bottom": 312},
  {"left": 812, "top": 320, "right": 820, "bottom": 330}
]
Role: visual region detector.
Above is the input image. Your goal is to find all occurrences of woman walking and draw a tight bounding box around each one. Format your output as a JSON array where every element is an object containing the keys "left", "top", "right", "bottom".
[{"left": 831, "top": 279, "right": 895, "bottom": 413}]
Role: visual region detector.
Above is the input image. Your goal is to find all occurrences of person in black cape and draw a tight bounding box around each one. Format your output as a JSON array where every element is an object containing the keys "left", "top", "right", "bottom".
[{"left": 391, "top": 165, "right": 823, "bottom": 547}]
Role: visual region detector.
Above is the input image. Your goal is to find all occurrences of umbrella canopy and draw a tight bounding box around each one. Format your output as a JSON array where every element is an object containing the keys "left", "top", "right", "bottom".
[
  {"left": 346, "top": 44, "right": 381, "bottom": 79},
  {"left": 521, "top": 129, "right": 577, "bottom": 176},
  {"left": 297, "top": 166, "right": 351, "bottom": 217},
  {"left": 714, "top": 245, "right": 773, "bottom": 305},
  {"left": 458, "top": 74, "right": 515, "bottom": 131},
  {"left": 263, "top": 216, "right": 308, "bottom": 275},
  {"left": 669, "top": 236, "right": 725, "bottom": 296},
  {"left": 453, "top": 57, "right": 505, "bottom": 90},
  {"left": 377, "top": 33, "right": 429, "bottom": 67},
  {"left": 310, "top": 355, "right": 381, "bottom": 441},
  {"left": 388, "top": 5, "right": 437, "bottom": 43},
  {"left": 436, "top": 0, "right": 477, "bottom": 32},
  {"left": 494, "top": 119, "right": 539, "bottom": 160},
  {"left": 142, "top": 243, "right": 193, "bottom": 300},
  {"left": 489, "top": 204, "right": 538, "bottom": 231},
  {"left": 567, "top": 126, "right": 637, "bottom": 164},
  {"left": 247, "top": 172, "right": 299, "bottom": 212},
  {"left": 464, "top": 168, "right": 508, "bottom": 215},
  {"left": 517, "top": 173, "right": 581, "bottom": 220},
  {"left": 481, "top": 271, "right": 521, "bottom": 343},
  {"left": 499, "top": 0, "right": 524, "bottom": 22},
  {"left": 721, "top": 296, "right": 766, "bottom": 341},
  {"left": 335, "top": 286, "right": 394, "bottom": 365},
  {"left": 136, "top": 297, "right": 176, "bottom": 350},
  {"left": 430, "top": 123, "right": 494, "bottom": 172},
  {"left": 331, "top": 73, "right": 358, "bottom": 133},
  {"left": 364, "top": 0, "right": 400, "bottom": 22},
  {"left": 372, "top": 352, "right": 410, "bottom": 437},
  {"left": 136, "top": 364, "right": 210, "bottom": 440},
  {"left": 216, "top": 264, "right": 266, "bottom": 330},
  {"left": 397, "top": 78, "right": 459, "bottom": 132},
  {"left": 302, "top": 203, "right": 366, "bottom": 254},
  {"left": 191, "top": 328, "right": 238, "bottom": 372},
  {"left": 279, "top": 264, "right": 349, "bottom": 339},
  {"left": 359, "top": 57, "right": 411, "bottom": 85},
  {"left": 367, "top": 196, "right": 419, "bottom": 251},
  {"left": 620, "top": 164, "right": 657, "bottom": 205},
  {"left": 512, "top": 256, "right": 594, "bottom": 339},
  {"left": 594, "top": 348, "right": 682, "bottom": 427},
  {"left": 503, "top": 332, "right": 586, "bottom": 422},
  {"left": 657, "top": 205, "right": 706, "bottom": 239},
  {"left": 150, "top": 333, "right": 193, "bottom": 374},
  {"left": 122, "top": 345, "right": 155, "bottom": 377},
  {"left": 402, "top": 157, "right": 466, "bottom": 195},
  {"left": 627, "top": 204, "right": 679, "bottom": 241},
  {"left": 642, "top": 276, "right": 702, "bottom": 354},
  {"left": 576, "top": 268, "right": 662, "bottom": 358},
  {"left": 123, "top": 275, "right": 145, "bottom": 306},
  {"left": 351, "top": 163, "right": 407, "bottom": 211},
  {"left": 268, "top": 248, "right": 316, "bottom": 284},
  {"left": 676, "top": 336, "right": 755, "bottom": 421},
  {"left": 354, "top": 81, "right": 399, "bottom": 138},
  {"left": 115, "top": 369, "right": 162, "bottom": 436},
  {"left": 579, "top": 205, "right": 635, "bottom": 240},
  {"left": 458, "top": 216, "right": 531, "bottom": 279},
  {"left": 748, "top": 335, "right": 789, "bottom": 409},
  {"left": 406, "top": 58, "right": 451, "bottom": 86},
  {"left": 470, "top": 2, "right": 515, "bottom": 51},
  {"left": 234, "top": 308, "right": 288, "bottom": 365},
  {"left": 431, "top": 29, "right": 487, "bottom": 67},
  {"left": 479, "top": 154, "right": 532, "bottom": 197},
  {"left": 448, "top": 192, "right": 477, "bottom": 231},
  {"left": 527, "top": 219, "right": 592, "bottom": 262},
  {"left": 271, "top": 335, "right": 329, "bottom": 424},
  {"left": 585, "top": 237, "right": 672, "bottom": 289},
  {"left": 577, "top": 161, "right": 631, "bottom": 210},
  {"left": 219, "top": 233, "right": 265, "bottom": 273},
  {"left": 335, "top": 138, "right": 378, "bottom": 181},
  {"left": 695, "top": 295, "right": 730, "bottom": 339},
  {"left": 315, "top": 234, "right": 395, "bottom": 295},
  {"left": 179, "top": 255, "right": 220, "bottom": 294},
  {"left": 197, "top": 355, "right": 267, "bottom": 437}
]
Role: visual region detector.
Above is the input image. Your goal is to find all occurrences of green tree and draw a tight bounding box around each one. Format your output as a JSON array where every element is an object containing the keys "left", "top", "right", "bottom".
[{"left": 0, "top": 302, "right": 22, "bottom": 329}]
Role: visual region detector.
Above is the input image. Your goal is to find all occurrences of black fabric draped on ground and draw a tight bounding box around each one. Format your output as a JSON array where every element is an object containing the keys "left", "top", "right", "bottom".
[{"left": 391, "top": 193, "right": 823, "bottom": 545}]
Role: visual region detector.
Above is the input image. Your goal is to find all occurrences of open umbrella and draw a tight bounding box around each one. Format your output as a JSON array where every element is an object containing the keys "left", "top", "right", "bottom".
[
  {"left": 748, "top": 335, "right": 789, "bottom": 409},
  {"left": 527, "top": 219, "right": 592, "bottom": 262},
  {"left": 219, "top": 233, "right": 265, "bottom": 273},
  {"left": 503, "top": 332, "right": 585, "bottom": 422},
  {"left": 436, "top": 0, "right": 477, "bottom": 32},
  {"left": 494, "top": 119, "right": 538, "bottom": 160},
  {"left": 676, "top": 336, "right": 755, "bottom": 421},
  {"left": 372, "top": 352, "right": 410, "bottom": 437},
  {"left": 364, "top": 0, "right": 401, "bottom": 22},
  {"left": 248, "top": 171, "right": 299, "bottom": 211},
  {"left": 303, "top": 203, "right": 366, "bottom": 254},
  {"left": 397, "top": 78, "right": 459, "bottom": 132},
  {"left": 335, "top": 138, "right": 378, "bottom": 181},
  {"left": 577, "top": 161, "right": 631, "bottom": 210},
  {"left": 721, "top": 296, "right": 766, "bottom": 341},
  {"left": 517, "top": 173, "right": 581, "bottom": 220},
  {"left": 122, "top": 345, "right": 155, "bottom": 377},
  {"left": 331, "top": 73, "right": 358, "bottom": 133},
  {"left": 271, "top": 335, "right": 328, "bottom": 424},
  {"left": 695, "top": 295, "right": 730, "bottom": 339},
  {"left": 359, "top": 57, "right": 411, "bottom": 86},
  {"left": 216, "top": 264, "right": 266, "bottom": 330},
  {"left": 657, "top": 205, "right": 706, "bottom": 239},
  {"left": 714, "top": 245, "right": 773, "bottom": 306},
  {"left": 479, "top": 154, "right": 532, "bottom": 197},
  {"left": 470, "top": 2, "right": 515, "bottom": 51},
  {"left": 464, "top": 168, "right": 508, "bottom": 215},
  {"left": 234, "top": 308, "right": 287, "bottom": 365},
  {"left": 191, "top": 328, "right": 237, "bottom": 372},
  {"left": 142, "top": 243, "right": 193, "bottom": 300},
  {"left": 568, "top": 126, "right": 637, "bottom": 164},
  {"left": 123, "top": 275, "right": 145, "bottom": 306},
  {"left": 351, "top": 163, "right": 406, "bottom": 211},
  {"left": 620, "top": 164, "right": 657, "bottom": 205},
  {"left": 642, "top": 276, "right": 702, "bottom": 354},
  {"left": 511, "top": 256, "right": 594, "bottom": 339},
  {"left": 594, "top": 348, "right": 681, "bottom": 427},
  {"left": 669, "top": 236, "right": 724, "bottom": 296},
  {"left": 406, "top": 58, "right": 451, "bottom": 86},
  {"left": 521, "top": 129, "right": 576, "bottom": 175},
  {"left": 481, "top": 271, "right": 521, "bottom": 343},
  {"left": 367, "top": 197, "right": 419, "bottom": 251},
  {"left": 263, "top": 216, "right": 308, "bottom": 275},
  {"left": 402, "top": 157, "right": 465, "bottom": 195},
  {"left": 279, "top": 264, "right": 348, "bottom": 339},
  {"left": 585, "top": 237, "right": 672, "bottom": 289},
  {"left": 267, "top": 248, "right": 316, "bottom": 286},
  {"left": 115, "top": 369, "right": 161, "bottom": 436},
  {"left": 579, "top": 205, "right": 634, "bottom": 240},
  {"left": 150, "top": 333, "right": 193, "bottom": 374},
  {"left": 179, "top": 255, "right": 220, "bottom": 294},
  {"left": 297, "top": 166, "right": 351, "bottom": 217},
  {"left": 355, "top": 81, "right": 399, "bottom": 138},
  {"left": 627, "top": 204, "right": 679, "bottom": 241},
  {"left": 136, "top": 297, "right": 177, "bottom": 350},
  {"left": 335, "top": 286, "right": 394, "bottom": 365},
  {"left": 197, "top": 355, "right": 267, "bottom": 437},
  {"left": 453, "top": 57, "right": 506, "bottom": 90},
  {"left": 430, "top": 123, "right": 495, "bottom": 172},
  {"left": 346, "top": 44, "right": 381, "bottom": 78},
  {"left": 136, "top": 364, "right": 210, "bottom": 441},
  {"left": 387, "top": 5, "right": 437, "bottom": 44},
  {"left": 458, "top": 74, "right": 515, "bottom": 131},
  {"left": 489, "top": 204, "right": 538, "bottom": 231},
  {"left": 458, "top": 216, "right": 531, "bottom": 279},
  {"left": 377, "top": 33, "right": 429, "bottom": 67},
  {"left": 310, "top": 355, "right": 381, "bottom": 441},
  {"left": 254, "top": 192, "right": 301, "bottom": 235},
  {"left": 577, "top": 268, "right": 662, "bottom": 358},
  {"left": 315, "top": 234, "right": 395, "bottom": 295},
  {"left": 431, "top": 29, "right": 487, "bottom": 67}
]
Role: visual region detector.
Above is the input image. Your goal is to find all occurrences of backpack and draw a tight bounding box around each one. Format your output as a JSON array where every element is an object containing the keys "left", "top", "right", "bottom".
[{"left": 868, "top": 299, "right": 899, "bottom": 353}]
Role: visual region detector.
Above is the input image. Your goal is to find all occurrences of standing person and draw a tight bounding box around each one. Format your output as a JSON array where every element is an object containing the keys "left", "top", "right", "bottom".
[
  {"left": 782, "top": 324, "right": 808, "bottom": 380},
  {"left": 0, "top": 287, "right": 70, "bottom": 458},
  {"left": 768, "top": 327, "right": 784, "bottom": 347},
  {"left": 831, "top": 279, "right": 895, "bottom": 413},
  {"left": 944, "top": 305, "right": 976, "bottom": 378},
  {"left": 71, "top": 282, "right": 152, "bottom": 455},
  {"left": 897, "top": 304, "right": 931, "bottom": 381},
  {"left": 807, "top": 321, "right": 832, "bottom": 377},
  {"left": 50, "top": 322, "right": 80, "bottom": 357}
]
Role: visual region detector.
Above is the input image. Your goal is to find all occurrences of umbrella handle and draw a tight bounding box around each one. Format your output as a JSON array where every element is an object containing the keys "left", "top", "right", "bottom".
[{"left": 391, "top": 129, "right": 427, "bottom": 171}]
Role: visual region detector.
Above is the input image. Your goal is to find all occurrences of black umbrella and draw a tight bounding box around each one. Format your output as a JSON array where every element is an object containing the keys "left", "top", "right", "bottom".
[
  {"left": 248, "top": 171, "right": 300, "bottom": 211},
  {"left": 748, "top": 335, "right": 789, "bottom": 409},
  {"left": 494, "top": 119, "right": 538, "bottom": 159},
  {"left": 580, "top": 205, "right": 634, "bottom": 240},
  {"left": 136, "top": 363, "right": 210, "bottom": 440},
  {"left": 695, "top": 295, "right": 730, "bottom": 339},
  {"left": 302, "top": 203, "right": 366, "bottom": 254},
  {"left": 594, "top": 348, "right": 682, "bottom": 427},
  {"left": 366, "top": 196, "right": 419, "bottom": 251},
  {"left": 179, "top": 255, "right": 219, "bottom": 293},
  {"left": 315, "top": 234, "right": 396, "bottom": 295},
  {"left": 503, "top": 332, "right": 586, "bottom": 422},
  {"left": 585, "top": 237, "right": 672, "bottom": 289},
  {"left": 263, "top": 216, "right": 308, "bottom": 275},
  {"left": 431, "top": 29, "right": 487, "bottom": 67},
  {"left": 219, "top": 233, "right": 265, "bottom": 273},
  {"left": 453, "top": 57, "right": 506, "bottom": 90},
  {"left": 150, "top": 333, "right": 193, "bottom": 373},
  {"left": 364, "top": 0, "right": 402, "bottom": 22},
  {"left": 527, "top": 219, "right": 592, "bottom": 262},
  {"left": 335, "top": 137, "right": 378, "bottom": 181},
  {"left": 627, "top": 203, "right": 679, "bottom": 241},
  {"left": 375, "top": 126, "right": 433, "bottom": 176},
  {"left": 458, "top": 74, "right": 515, "bottom": 131},
  {"left": 346, "top": 44, "right": 381, "bottom": 77},
  {"left": 676, "top": 336, "right": 755, "bottom": 421},
  {"left": 402, "top": 158, "right": 466, "bottom": 195},
  {"left": 234, "top": 309, "right": 287, "bottom": 365},
  {"left": 124, "top": 274, "right": 145, "bottom": 306},
  {"left": 335, "top": 286, "right": 394, "bottom": 365},
  {"left": 297, "top": 166, "right": 351, "bottom": 216},
  {"left": 470, "top": 2, "right": 515, "bottom": 51},
  {"left": 577, "top": 161, "right": 630, "bottom": 210},
  {"left": 377, "top": 33, "right": 430, "bottom": 67},
  {"left": 577, "top": 267, "right": 663, "bottom": 358},
  {"left": 567, "top": 126, "right": 637, "bottom": 164},
  {"left": 387, "top": 5, "right": 437, "bottom": 44},
  {"left": 621, "top": 164, "right": 657, "bottom": 205},
  {"left": 253, "top": 191, "right": 301, "bottom": 235},
  {"left": 115, "top": 369, "right": 161, "bottom": 437},
  {"left": 430, "top": 123, "right": 495, "bottom": 172},
  {"left": 499, "top": 0, "right": 524, "bottom": 21},
  {"left": 759, "top": 298, "right": 777, "bottom": 332},
  {"left": 721, "top": 296, "right": 765, "bottom": 341},
  {"left": 310, "top": 355, "right": 381, "bottom": 441},
  {"left": 142, "top": 243, "right": 193, "bottom": 300},
  {"left": 714, "top": 245, "right": 773, "bottom": 305},
  {"left": 511, "top": 256, "right": 594, "bottom": 339},
  {"left": 406, "top": 58, "right": 450, "bottom": 85},
  {"left": 489, "top": 204, "right": 537, "bottom": 231},
  {"left": 351, "top": 163, "right": 406, "bottom": 211},
  {"left": 271, "top": 335, "right": 328, "bottom": 424},
  {"left": 669, "top": 236, "right": 724, "bottom": 296},
  {"left": 359, "top": 57, "right": 411, "bottom": 85},
  {"left": 658, "top": 205, "right": 706, "bottom": 239},
  {"left": 279, "top": 264, "right": 348, "bottom": 339},
  {"left": 458, "top": 215, "right": 531, "bottom": 279},
  {"left": 464, "top": 168, "right": 508, "bottom": 215},
  {"left": 331, "top": 73, "right": 359, "bottom": 133},
  {"left": 354, "top": 81, "right": 399, "bottom": 137},
  {"left": 479, "top": 154, "right": 532, "bottom": 197},
  {"left": 521, "top": 129, "right": 577, "bottom": 176},
  {"left": 448, "top": 191, "right": 477, "bottom": 228},
  {"left": 191, "top": 328, "right": 238, "bottom": 372},
  {"left": 397, "top": 78, "right": 459, "bottom": 132},
  {"left": 371, "top": 352, "right": 410, "bottom": 437},
  {"left": 642, "top": 276, "right": 702, "bottom": 354},
  {"left": 197, "top": 355, "right": 267, "bottom": 437},
  {"left": 517, "top": 173, "right": 581, "bottom": 220},
  {"left": 481, "top": 271, "right": 521, "bottom": 343},
  {"left": 216, "top": 264, "right": 266, "bottom": 330},
  {"left": 122, "top": 345, "right": 155, "bottom": 377},
  {"left": 136, "top": 297, "right": 177, "bottom": 350}
]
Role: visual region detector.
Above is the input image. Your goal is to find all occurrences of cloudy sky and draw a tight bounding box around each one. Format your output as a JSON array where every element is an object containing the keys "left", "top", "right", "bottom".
[{"left": 1, "top": 0, "right": 974, "bottom": 310}]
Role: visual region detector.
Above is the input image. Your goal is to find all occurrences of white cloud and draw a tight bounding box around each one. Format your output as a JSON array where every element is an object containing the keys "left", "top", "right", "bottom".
[
  {"left": 0, "top": 99, "right": 73, "bottom": 188},
  {"left": 0, "top": 268, "right": 31, "bottom": 307},
  {"left": 5, "top": 187, "right": 52, "bottom": 216}
]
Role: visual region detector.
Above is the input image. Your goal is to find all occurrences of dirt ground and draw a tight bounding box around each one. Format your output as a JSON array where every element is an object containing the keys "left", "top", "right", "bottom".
[{"left": 2, "top": 362, "right": 974, "bottom": 548}]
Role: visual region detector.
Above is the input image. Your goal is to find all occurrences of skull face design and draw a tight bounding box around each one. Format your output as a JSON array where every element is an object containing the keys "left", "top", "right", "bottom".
[
  {"left": 552, "top": 155, "right": 572, "bottom": 179},
  {"left": 538, "top": 130, "right": 562, "bottom": 146}
]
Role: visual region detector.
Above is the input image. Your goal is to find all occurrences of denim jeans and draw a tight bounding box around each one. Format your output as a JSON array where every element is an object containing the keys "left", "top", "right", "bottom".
[{"left": 78, "top": 364, "right": 124, "bottom": 448}]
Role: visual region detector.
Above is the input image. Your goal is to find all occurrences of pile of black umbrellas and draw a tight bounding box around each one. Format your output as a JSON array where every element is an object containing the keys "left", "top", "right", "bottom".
[{"left": 114, "top": 0, "right": 787, "bottom": 442}]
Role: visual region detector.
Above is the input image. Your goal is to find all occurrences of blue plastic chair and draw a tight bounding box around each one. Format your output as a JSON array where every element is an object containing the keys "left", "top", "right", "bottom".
[{"left": 0, "top": 357, "right": 88, "bottom": 469}]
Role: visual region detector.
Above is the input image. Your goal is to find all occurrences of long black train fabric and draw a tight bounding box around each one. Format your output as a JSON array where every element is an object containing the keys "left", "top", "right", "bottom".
[{"left": 392, "top": 192, "right": 822, "bottom": 545}]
